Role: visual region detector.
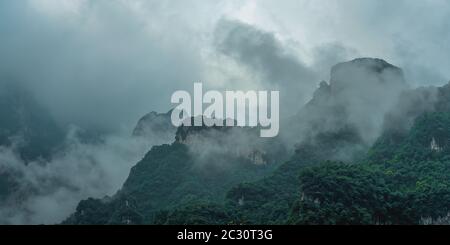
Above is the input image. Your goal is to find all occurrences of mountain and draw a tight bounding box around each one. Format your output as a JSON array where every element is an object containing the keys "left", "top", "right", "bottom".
[
  {"left": 64, "top": 58, "right": 450, "bottom": 225},
  {"left": 0, "top": 82, "right": 65, "bottom": 200},
  {"left": 0, "top": 82, "right": 64, "bottom": 161},
  {"left": 63, "top": 123, "right": 287, "bottom": 224}
]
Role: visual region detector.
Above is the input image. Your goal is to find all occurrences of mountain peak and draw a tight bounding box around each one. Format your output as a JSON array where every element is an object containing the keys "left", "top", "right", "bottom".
[{"left": 296, "top": 58, "right": 409, "bottom": 148}]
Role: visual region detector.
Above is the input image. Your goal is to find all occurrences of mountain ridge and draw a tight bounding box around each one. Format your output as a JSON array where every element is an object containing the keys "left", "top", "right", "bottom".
[{"left": 63, "top": 58, "right": 450, "bottom": 225}]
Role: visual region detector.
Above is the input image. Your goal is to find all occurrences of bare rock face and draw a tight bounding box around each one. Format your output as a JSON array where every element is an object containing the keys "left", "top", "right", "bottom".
[{"left": 329, "top": 58, "right": 407, "bottom": 140}]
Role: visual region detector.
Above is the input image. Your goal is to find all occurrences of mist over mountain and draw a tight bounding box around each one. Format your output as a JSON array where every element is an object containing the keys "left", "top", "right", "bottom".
[
  {"left": 278, "top": 58, "right": 408, "bottom": 161},
  {"left": 1, "top": 56, "right": 449, "bottom": 225},
  {"left": 0, "top": 0, "right": 449, "bottom": 226},
  {"left": 132, "top": 110, "right": 177, "bottom": 145}
]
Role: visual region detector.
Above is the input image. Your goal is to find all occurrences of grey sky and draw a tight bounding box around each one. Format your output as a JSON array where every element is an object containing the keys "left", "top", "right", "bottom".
[{"left": 0, "top": 0, "right": 449, "bottom": 131}]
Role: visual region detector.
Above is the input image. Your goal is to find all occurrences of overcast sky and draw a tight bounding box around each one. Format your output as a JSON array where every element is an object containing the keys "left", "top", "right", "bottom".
[{"left": 1, "top": 0, "right": 449, "bottom": 131}]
